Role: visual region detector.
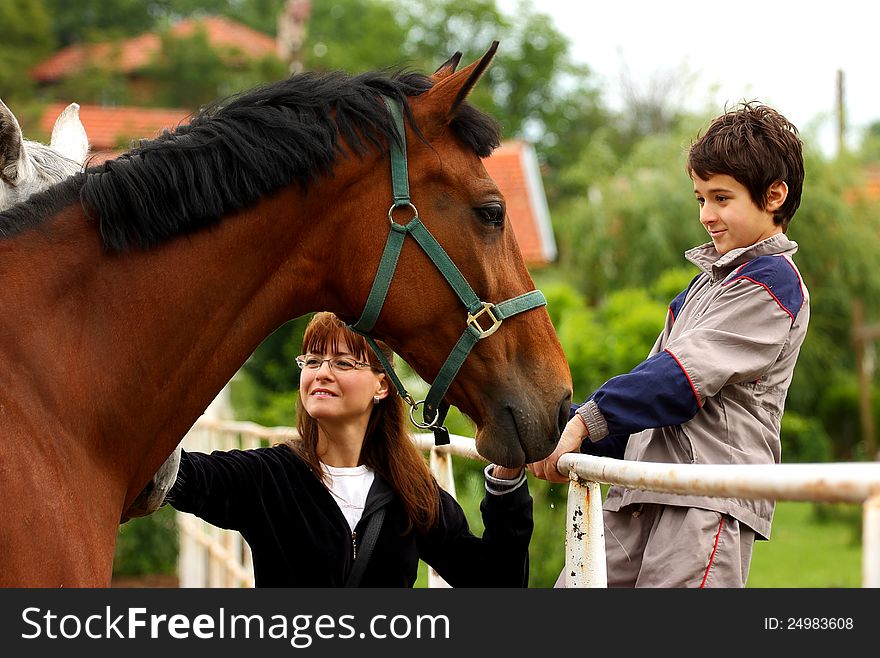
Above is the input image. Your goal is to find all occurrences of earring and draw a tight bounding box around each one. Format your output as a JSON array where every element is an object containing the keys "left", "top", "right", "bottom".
[{"left": 373, "top": 396, "right": 381, "bottom": 405}]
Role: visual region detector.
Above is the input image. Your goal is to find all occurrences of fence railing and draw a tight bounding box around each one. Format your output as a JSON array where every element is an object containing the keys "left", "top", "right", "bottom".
[
  {"left": 558, "top": 453, "right": 880, "bottom": 587},
  {"left": 178, "top": 418, "right": 880, "bottom": 587}
]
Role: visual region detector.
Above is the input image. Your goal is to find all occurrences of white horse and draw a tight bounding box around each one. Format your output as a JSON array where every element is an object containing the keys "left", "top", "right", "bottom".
[{"left": 0, "top": 99, "right": 88, "bottom": 209}]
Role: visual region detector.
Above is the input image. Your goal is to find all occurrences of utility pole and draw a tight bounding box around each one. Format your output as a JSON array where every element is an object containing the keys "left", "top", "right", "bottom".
[{"left": 852, "top": 299, "right": 879, "bottom": 460}]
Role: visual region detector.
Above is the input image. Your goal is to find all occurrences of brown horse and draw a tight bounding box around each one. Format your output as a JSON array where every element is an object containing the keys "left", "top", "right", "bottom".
[{"left": 0, "top": 45, "right": 572, "bottom": 586}]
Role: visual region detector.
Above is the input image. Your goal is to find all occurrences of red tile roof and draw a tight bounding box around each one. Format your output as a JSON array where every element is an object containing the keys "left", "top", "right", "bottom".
[
  {"left": 35, "top": 103, "right": 555, "bottom": 264},
  {"left": 32, "top": 16, "right": 279, "bottom": 82},
  {"left": 38, "top": 103, "right": 192, "bottom": 155},
  {"left": 483, "top": 140, "right": 556, "bottom": 266}
]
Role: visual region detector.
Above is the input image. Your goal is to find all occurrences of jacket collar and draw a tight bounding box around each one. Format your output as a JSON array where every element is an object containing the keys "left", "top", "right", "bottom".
[
  {"left": 362, "top": 473, "right": 396, "bottom": 518},
  {"left": 685, "top": 233, "right": 799, "bottom": 280}
]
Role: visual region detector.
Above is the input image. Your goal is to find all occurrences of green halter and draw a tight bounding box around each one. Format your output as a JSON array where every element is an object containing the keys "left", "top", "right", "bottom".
[{"left": 349, "top": 96, "right": 547, "bottom": 445}]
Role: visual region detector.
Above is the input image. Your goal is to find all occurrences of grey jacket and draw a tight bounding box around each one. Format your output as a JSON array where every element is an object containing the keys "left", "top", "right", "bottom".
[{"left": 577, "top": 233, "right": 810, "bottom": 538}]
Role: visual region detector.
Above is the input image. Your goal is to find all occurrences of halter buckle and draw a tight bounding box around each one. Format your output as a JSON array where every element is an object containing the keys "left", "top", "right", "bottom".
[{"left": 467, "top": 302, "right": 501, "bottom": 339}]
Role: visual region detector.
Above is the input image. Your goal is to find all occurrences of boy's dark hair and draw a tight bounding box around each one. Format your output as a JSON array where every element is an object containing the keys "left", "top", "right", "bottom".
[{"left": 687, "top": 101, "right": 804, "bottom": 231}]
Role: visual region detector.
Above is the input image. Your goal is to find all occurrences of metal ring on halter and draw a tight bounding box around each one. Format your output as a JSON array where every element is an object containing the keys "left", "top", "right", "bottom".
[
  {"left": 409, "top": 399, "right": 440, "bottom": 429},
  {"left": 387, "top": 202, "right": 418, "bottom": 225}
]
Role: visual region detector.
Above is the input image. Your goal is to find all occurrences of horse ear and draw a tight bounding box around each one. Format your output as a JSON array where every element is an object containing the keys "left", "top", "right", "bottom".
[
  {"left": 425, "top": 41, "right": 498, "bottom": 120},
  {"left": 0, "top": 97, "right": 25, "bottom": 183},
  {"left": 431, "top": 52, "right": 462, "bottom": 80},
  {"left": 50, "top": 103, "right": 89, "bottom": 165}
]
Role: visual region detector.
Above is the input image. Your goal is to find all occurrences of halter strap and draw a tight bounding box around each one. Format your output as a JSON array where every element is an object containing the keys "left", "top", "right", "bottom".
[{"left": 349, "top": 95, "right": 547, "bottom": 445}]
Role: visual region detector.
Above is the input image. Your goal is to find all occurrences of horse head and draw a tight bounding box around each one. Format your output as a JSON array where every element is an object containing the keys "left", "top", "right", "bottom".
[
  {"left": 332, "top": 44, "right": 573, "bottom": 467},
  {"left": 0, "top": 99, "right": 88, "bottom": 209}
]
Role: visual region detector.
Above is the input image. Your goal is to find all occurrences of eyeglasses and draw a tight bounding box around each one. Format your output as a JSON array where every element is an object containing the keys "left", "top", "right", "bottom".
[{"left": 295, "top": 354, "right": 377, "bottom": 373}]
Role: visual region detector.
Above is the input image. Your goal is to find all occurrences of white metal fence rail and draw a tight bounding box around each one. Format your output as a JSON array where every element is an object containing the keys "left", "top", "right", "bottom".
[
  {"left": 557, "top": 453, "right": 880, "bottom": 587},
  {"left": 179, "top": 418, "right": 880, "bottom": 587}
]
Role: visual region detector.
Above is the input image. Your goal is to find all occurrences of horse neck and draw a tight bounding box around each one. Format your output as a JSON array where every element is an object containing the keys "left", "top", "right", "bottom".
[{"left": 0, "top": 185, "right": 357, "bottom": 500}]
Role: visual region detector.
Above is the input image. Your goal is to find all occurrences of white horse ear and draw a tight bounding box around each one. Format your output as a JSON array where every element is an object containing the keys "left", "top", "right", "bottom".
[
  {"left": 0, "top": 97, "right": 25, "bottom": 182},
  {"left": 49, "top": 103, "right": 89, "bottom": 165}
]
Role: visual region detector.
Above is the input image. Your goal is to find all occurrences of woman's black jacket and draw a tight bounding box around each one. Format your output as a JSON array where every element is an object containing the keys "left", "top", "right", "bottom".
[{"left": 167, "top": 445, "right": 533, "bottom": 587}]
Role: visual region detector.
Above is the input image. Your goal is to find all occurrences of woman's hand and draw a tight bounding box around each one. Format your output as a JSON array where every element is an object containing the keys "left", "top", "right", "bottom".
[{"left": 491, "top": 465, "right": 524, "bottom": 480}]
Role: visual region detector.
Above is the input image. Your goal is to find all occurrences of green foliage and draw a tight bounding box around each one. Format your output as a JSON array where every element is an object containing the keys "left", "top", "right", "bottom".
[
  {"left": 551, "top": 117, "right": 708, "bottom": 304},
  {"left": 858, "top": 121, "right": 880, "bottom": 163},
  {"left": 55, "top": 54, "right": 132, "bottom": 107},
  {"left": 650, "top": 266, "right": 699, "bottom": 303},
  {"left": 811, "top": 501, "right": 863, "bottom": 543},
  {"left": 303, "top": 0, "right": 409, "bottom": 73},
  {"left": 782, "top": 151, "right": 880, "bottom": 417},
  {"left": 113, "top": 505, "right": 179, "bottom": 576},
  {"left": 144, "top": 30, "right": 234, "bottom": 108},
  {"left": 231, "top": 316, "right": 311, "bottom": 428},
  {"left": 0, "top": 0, "right": 55, "bottom": 100},
  {"left": 540, "top": 278, "right": 666, "bottom": 401},
  {"left": 780, "top": 411, "right": 834, "bottom": 463},
  {"left": 44, "top": 0, "right": 163, "bottom": 45},
  {"left": 139, "top": 28, "right": 288, "bottom": 108},
  {"left": 816, "top": 377, "right": 880, "bottom": 461},
  {"left": 41, "top": 0, "right": 270, "bottom": 45}
]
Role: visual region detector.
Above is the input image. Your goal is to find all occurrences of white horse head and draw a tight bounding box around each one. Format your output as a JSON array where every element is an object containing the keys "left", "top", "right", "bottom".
[{"left": 0, "top": 99, "right": 89, "bottom": 210}]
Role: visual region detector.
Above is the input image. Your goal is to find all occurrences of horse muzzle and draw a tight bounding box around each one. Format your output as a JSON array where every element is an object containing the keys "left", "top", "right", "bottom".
[{"left": 475, "top": 387, "right": 572, "bottom": 468}]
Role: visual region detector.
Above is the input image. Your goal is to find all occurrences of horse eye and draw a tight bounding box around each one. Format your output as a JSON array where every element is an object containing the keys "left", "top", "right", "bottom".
[{"left": 475, "top": 203, "right": 505, "bottom": 226}]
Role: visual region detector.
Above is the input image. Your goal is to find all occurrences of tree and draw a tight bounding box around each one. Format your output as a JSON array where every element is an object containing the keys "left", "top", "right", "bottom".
[
  {"left": 0, "top": 0, "right": 55, "bottom": 101},
  {"left": 397, "top": 0, "right": 609, "bottom": 201},
  {"left": 41, "top": 0, "right": 273, "bottom": 45},
  {"left": 857, "top": 120, "right": 880, "bottom": 163},
  {"left": 142, "top": 28, "right": 287, "bottom": 108},
  {"left": 302, "top": 0, "right": 409, "bottom": 73},
  {"left": 550, "top": 113, "right": 708, "bottom": 305},
  {"left": 43, "top": 0, "right": 168, "bottom": 45}
]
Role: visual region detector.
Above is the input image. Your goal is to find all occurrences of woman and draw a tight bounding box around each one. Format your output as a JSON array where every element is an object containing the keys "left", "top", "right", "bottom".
[{"left": 166, "top": 312, "right": 533, "bottom": 587}]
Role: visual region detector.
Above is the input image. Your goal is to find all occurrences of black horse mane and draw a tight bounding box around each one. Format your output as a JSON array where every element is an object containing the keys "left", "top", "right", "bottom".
[{"left": 0, "top": 69, "right": 500, "bottom": 251}]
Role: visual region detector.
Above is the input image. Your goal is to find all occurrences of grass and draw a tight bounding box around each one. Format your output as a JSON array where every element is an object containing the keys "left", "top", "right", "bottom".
[{"left": 748, "top": 501, "right": 863, "bottom": 588}]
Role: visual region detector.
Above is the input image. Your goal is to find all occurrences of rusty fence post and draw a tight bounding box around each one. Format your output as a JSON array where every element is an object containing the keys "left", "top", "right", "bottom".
[{"left": 564, "top": 477, "right": 607, "bottom": 587}]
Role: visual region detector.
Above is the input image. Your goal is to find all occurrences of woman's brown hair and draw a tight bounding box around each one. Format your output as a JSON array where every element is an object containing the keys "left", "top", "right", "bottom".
[{"left": 290, "top": 311, "right": 440, "bottom": 533}]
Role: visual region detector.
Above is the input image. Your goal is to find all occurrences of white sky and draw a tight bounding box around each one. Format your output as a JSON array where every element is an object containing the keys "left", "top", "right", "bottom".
[{"left": 499, "top": 0, "right": 879, "bottom": 155}]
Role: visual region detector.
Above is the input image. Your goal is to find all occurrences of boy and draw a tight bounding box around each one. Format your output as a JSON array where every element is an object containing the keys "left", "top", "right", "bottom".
[{"left": 530, "top": 101, "right": 809, "bottom": 588}]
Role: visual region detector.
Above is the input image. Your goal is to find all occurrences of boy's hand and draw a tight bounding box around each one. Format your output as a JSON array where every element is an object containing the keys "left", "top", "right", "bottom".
[{"left": 527, "top": 415, "right": 589, "bottom": 483}]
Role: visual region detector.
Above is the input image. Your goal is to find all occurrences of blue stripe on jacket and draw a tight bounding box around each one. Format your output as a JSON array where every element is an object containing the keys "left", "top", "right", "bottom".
[
  {"left": 590, "top": 350, "right": 701, "bottom": 436},
  {"left": 724, "top": 255, "right": 804, "bottom": 321},
  {"left": 668, "top": 273, "right": 701, "bottom": 323}
]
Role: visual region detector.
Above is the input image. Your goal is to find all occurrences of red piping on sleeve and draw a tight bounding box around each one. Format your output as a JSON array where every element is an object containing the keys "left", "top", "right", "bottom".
[{"left": 664, "top": 348, "right": 702, "bottom": 409}]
